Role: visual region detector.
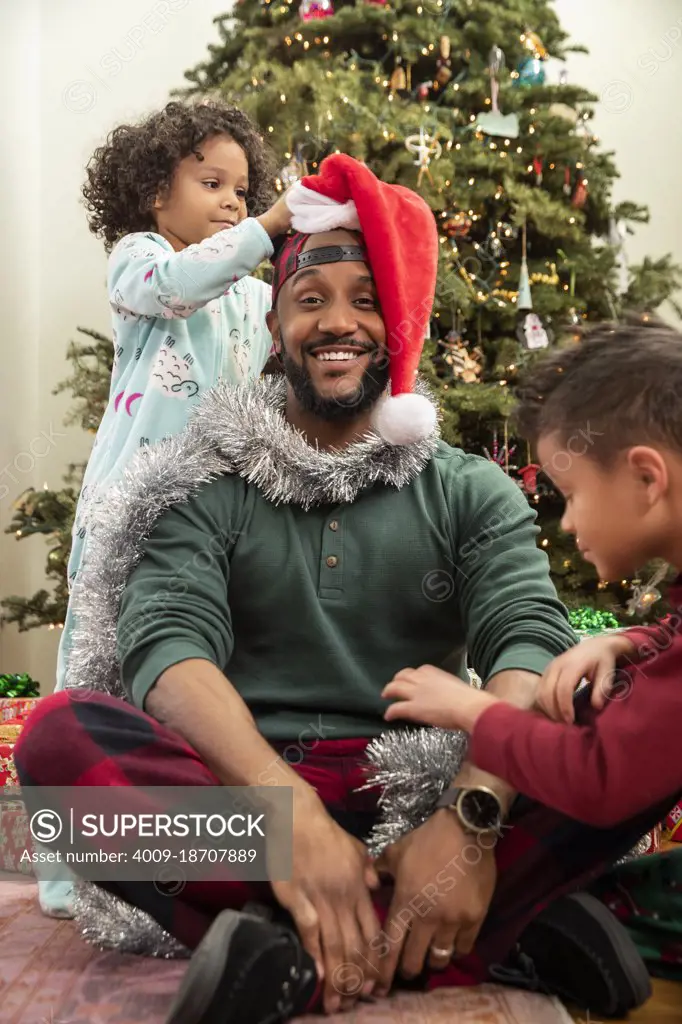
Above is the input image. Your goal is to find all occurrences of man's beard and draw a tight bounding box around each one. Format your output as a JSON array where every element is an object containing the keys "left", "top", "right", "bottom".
[{"left": 280, "top": 334, "right": 390, "bottom": 422}]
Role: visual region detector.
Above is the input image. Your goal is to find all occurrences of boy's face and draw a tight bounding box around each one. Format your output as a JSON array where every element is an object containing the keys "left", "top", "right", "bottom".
[
  {"left": 153, "top": 134, "right": 249, "bottom": 250},
  {"left": 537, "top": 432, "right": 670, "bottom": 582}
]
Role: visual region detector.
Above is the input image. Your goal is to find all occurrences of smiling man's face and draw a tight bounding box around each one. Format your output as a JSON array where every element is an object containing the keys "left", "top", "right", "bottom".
[{"left": 266, "top": 230, "right": 389, "bottom": 421}]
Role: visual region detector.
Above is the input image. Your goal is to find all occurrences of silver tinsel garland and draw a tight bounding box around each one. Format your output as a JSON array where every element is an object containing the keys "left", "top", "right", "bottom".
[
  {"left": 66, "top": 375, "right": 441, "bottom": 956},
  {"left": 72, "top": 881, "right": 189, "bottom": 959},
  {"left": 360, "top": 727, "right": 469, "bottom": 857}
]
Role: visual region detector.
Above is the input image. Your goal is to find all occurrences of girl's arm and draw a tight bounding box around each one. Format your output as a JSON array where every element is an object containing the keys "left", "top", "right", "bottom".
[{"left": 108, "top": 219, "right": 274, "bottom": 321}]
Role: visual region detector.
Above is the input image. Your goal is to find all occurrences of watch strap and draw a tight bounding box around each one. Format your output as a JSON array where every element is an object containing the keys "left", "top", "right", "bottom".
[{"left": 435, "top": 786, "right": 463, "bottom": 810}]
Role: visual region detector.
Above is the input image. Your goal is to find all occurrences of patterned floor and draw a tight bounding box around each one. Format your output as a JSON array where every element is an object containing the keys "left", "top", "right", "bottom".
[{"left": 0, "top": 877, "right": 572, "bottom": 1024}]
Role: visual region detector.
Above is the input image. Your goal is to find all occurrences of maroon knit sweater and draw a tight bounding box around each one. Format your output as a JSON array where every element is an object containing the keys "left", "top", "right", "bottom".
[{"left": 469, "top": 581, "right": 682, "bottom": 826}]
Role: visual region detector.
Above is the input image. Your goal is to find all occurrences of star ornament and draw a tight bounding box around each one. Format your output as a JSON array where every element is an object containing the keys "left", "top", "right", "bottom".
[{"left": 404, "top": 127, "right": 442, "bottom": 186}]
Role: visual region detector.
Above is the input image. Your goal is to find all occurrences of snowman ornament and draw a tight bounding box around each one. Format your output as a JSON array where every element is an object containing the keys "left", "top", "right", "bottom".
[{"left": 517, "top": 311, "right": 551, "bottom": 350}]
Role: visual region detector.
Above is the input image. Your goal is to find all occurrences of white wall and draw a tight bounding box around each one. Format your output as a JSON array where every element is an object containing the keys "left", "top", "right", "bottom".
[
  {"left": 0, "top": 0, "right": 231, "bottom": 689},
  {"left": 1, "top": 0, "right": 681, "bottom": 689},
  {"left": 554, "top": 0, "right": 682, "bottom": 324}
]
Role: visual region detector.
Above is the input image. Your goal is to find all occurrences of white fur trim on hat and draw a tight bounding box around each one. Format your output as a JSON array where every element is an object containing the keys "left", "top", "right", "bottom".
[
  {"left": 371, "top": 393, "right": 438, "bottom": 446},
  {"left": 285, "top": 180, "right": 361, "bottom": 234}
]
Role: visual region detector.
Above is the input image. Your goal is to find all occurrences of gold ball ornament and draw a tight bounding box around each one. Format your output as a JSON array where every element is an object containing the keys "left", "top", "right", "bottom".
[{"left": 521, "top": 29, "right": 549, "bottom": 60}]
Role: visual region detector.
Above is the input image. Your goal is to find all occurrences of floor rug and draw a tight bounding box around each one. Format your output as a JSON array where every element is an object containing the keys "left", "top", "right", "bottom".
[{"left": 0, "top": 877, "right": 572, "bottom": 1023}]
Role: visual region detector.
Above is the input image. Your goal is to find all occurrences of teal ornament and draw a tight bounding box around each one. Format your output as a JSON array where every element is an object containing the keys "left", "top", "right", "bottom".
[
  {"left": 517, "top": 256, "right": 532, "bottom": 310},
  {"left": 476, "top": 111, "right": 520, "bottom": 139},
  {"left": 515, "top": 56, "right": 545, "bottom": 87}
]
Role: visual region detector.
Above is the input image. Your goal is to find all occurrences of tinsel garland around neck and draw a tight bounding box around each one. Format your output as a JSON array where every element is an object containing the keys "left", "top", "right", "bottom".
[{"left": 198, "top": 374, "right": 439, "bottom": 510}]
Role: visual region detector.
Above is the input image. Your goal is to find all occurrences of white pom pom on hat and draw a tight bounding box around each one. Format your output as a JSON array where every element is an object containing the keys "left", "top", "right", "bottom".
[
  {"left": 283, "top": 154, "right": 439, "bottom": 446},
  {"left": 370, "top": 392, "right": 438, "bottom": 446}
]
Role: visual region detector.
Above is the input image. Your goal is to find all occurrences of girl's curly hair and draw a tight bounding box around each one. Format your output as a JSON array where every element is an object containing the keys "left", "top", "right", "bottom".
[{"left": 83, "top": 100, "right": 277, "bottom": 252}]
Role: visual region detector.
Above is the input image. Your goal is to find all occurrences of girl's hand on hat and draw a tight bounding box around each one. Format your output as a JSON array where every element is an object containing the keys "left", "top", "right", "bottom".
[
  {"left": 257, "top": 192, "right": 293, "bottom": 239},
  {"left": 382, "top": 665, "right": 499, "bottom": 733},
  {"left": 536, "top": 633, "right": 637, "bottom": 724}
]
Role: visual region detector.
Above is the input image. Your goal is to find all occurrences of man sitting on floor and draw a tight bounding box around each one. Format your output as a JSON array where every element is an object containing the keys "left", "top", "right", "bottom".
[{"left": 15, "top": 155, "right": 662, "bottom": 1023}]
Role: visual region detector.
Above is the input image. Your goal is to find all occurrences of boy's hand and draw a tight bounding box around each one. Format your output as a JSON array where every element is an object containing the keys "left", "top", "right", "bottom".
[
  {"left": 382, "top": 665, "right": 499, "bottom": 733},
  {"left": 257, "top": 191, "right": 293, "bottom": 239},
  {"left": 536, "top": 633, "right": 637, "bottom": 724}
]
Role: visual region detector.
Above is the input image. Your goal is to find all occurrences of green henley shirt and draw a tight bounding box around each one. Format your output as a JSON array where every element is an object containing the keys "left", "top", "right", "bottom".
[{"left": 117, "top": 440, "right": 576, "bottom": 741}]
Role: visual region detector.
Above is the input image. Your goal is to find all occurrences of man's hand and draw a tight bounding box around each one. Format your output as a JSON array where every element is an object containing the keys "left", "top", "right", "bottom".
[
  {"left": 270, "top": 797, "right": 381, "bottom": 1015},
  {"left": 373, "top": 809, "right": 497, "bottom": 996},
  {"left": 536, "top": 633, "right": 637, "bottom": 723},
  {"left": 382, "top": 665, "right": 500, "bottom": 733}
]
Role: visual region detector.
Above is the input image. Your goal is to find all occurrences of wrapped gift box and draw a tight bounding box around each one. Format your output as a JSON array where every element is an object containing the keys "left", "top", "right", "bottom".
[
  {"left": 0, "top": 702, "right": 34, "bottom": 873},
  {"left": 0, "top": 803, "right": 32, "bottom": 875},
  {"left": 0, "top": 697, "right": 39, "bottom": 723},
  {"left": 0, "top": 742, "right": 19, "bottom": 788},
  {"left": 0, "top": 720, "right": 22, "bottom": 744},
  {"left": 663, "top": 801, "right": 682, "bottom": 843}
]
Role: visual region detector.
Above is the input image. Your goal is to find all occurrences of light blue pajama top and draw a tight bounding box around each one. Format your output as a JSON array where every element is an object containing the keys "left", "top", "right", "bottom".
[{"left": 57, "top": 216, "right": 274, "bottom": 688}]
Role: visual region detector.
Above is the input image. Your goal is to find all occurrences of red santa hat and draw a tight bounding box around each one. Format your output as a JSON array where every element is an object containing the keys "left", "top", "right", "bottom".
[{"left": 282, "top": 154, "right": 439, "bottom": 446}]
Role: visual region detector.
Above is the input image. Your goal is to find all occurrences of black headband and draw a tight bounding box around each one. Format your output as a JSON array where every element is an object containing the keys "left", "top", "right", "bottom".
[
  {"left": 296, "top": 244, "right": 368, "bottom": 270},
  {"left": 272, "top": 235, "right": 370, "bottom": 306}
]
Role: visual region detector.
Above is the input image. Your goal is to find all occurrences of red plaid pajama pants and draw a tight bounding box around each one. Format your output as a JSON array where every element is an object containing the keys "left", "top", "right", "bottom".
[{"left": 13, "top": 690, "right": 677, "bottom": 989}]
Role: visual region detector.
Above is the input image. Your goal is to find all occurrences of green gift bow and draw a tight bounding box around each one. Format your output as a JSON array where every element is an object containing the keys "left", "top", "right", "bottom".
[
  {"left": 569, "top": 607, "right": 621, "bottom": 635},
  {"left": 0, "top": 673, "right": 40, "bottom": 698}
]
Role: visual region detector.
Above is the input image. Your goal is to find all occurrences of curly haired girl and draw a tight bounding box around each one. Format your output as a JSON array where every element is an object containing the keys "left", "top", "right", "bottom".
[{"left": 42, "top": 101, "right": 290, "bottom": 920}]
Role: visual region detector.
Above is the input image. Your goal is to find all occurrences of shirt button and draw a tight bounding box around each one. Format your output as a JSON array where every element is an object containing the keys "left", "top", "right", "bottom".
[
  {"left": 326, "top": 555, "right": 338, "bottom": 568},
  {"left": 329, "top": 520, "right": 339, "bottom": 531}
]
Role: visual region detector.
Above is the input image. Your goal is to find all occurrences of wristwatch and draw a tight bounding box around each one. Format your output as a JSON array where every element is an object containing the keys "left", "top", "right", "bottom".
[{"left": 435, "top": 785, "right": 503, "bottom": 836}]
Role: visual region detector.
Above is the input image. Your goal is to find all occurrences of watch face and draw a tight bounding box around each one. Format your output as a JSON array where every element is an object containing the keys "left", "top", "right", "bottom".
[{"left": 460, "top": 789, "right": 501, "bottom": 831}]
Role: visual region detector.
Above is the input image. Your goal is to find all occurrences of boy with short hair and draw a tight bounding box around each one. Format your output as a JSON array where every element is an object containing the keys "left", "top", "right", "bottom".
[{"left": 384, "top": 316, "right": 682, "bottom": 828}]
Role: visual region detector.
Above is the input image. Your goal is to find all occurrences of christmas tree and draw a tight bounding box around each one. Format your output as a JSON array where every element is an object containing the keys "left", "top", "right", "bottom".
[
  {"left": 177, "top": 0, "right": 680, "bottom": 621},
  {"left": 1, "top": 328, "right": 112, "bottom": 632},
  {"left": 5, "top": 0, "right": 681, "bottom": 633}
]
